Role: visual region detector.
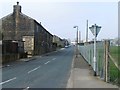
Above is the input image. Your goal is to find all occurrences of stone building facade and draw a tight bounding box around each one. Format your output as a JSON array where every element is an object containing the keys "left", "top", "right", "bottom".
[
  {"left": 53, "top": 35, "right": 68, "bottom": 48},
  {"left": 0, "top": 2, "right": 54, "bottom": 59}
]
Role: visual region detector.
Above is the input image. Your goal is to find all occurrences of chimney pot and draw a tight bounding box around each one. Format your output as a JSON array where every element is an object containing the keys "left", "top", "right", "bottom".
[{"left": 17, "top": 2, "right": 19, "bottom": 5}]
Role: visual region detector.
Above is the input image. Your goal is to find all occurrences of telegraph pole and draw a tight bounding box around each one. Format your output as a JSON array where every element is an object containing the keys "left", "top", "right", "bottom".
[
  {"left": 79, "top": 31, "right": 81, "bottom": 43},
  {"left": 86, "top": 20, "right": 88, "bottom": 42}
]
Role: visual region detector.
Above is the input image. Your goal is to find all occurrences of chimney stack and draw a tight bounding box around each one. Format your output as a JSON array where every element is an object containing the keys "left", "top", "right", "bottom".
[{"left": 13, "top": 2, "right": 22, "bottom": 13}]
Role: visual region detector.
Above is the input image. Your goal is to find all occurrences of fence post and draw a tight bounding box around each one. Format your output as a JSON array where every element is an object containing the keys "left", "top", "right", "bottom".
[
  {"left": 104, "top": 40, "right": 106, "bottom": 82},
  {"left": 104, "top": 40, "right": 110, "bottom": 82},
  {"left": 118, "top": 43, "right": 120, "bottom": 87}
]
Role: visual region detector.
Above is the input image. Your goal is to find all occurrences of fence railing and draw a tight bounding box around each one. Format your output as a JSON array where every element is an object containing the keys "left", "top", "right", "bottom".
[
  {"left": 109, "top": 53, "right": 120, "bottom": 71},
  {"left": 79, "top": 40, "right": 120, "bottom": 86}
]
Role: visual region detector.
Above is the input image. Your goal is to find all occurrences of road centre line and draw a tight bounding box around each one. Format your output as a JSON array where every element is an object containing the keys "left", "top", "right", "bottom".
[
  {"left": 52, "top": 58, "right": 56, "bottom": 61},
  {"left": 0, "top": 77, "right": 16, "bottom": 85},
  {"left": 28, "top": 66, "right": 41, "bottom": 74},
  {"left": 23, "top": 86, "right": 30, "bottom": 90},
  {"left": 44, "top": 61, "right": 51, "bottom": 65},
  {"left": 60, "top": 48, "right": 65, "bottom": 50}
]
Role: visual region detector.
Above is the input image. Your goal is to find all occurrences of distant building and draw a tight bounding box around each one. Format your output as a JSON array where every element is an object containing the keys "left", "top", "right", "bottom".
[
  {"left": 62, "top": 39, "right": 70, "bottom": 46},
  {"left": 53, "top": 35, "right": 64, "bottom": 48},
  {"left": 0, "top": 2, "right": 54, "bottom": 62},
  {"left": 52, "top": 35, "right": 71, "bottom": 48},
  {"left": 110, "top": 38, "right": 120, "bottom": 46}
]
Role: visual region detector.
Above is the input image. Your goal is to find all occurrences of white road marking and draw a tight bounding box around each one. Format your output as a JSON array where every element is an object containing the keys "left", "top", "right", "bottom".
[
  {"left": 52, "top": 58, "right": 56, "bottom": 61},
  {"left": 7, "top": 65, "right": 10, "bottom": 67},
  {"left": 28, "top": 66, "right": 41, "bottom": 74},
  {"left": 0, "top": 77, "right": 16, "bottom": 85},
  {"left": 44, "top": 61, "right": 51, "bottom": 65},
  {"left": 23, "top": 86, "right": 30, "bottom": 90},
  {"left": 60, "top": 48, "right": 65, "bottom": 50},
  {"left": 27, "top": 87, "right": 30, "bottom": 89}
]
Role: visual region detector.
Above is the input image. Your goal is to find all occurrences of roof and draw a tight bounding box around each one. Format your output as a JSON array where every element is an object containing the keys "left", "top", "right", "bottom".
[
  {"left": 20, "top": 13, "right": 33, "bottom": 20},
  {"left": 0, "top": 13, "right": 13, "bottom": 21}
]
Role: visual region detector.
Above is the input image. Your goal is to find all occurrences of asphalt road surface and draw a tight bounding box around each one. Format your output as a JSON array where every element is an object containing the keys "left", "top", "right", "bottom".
[{"left": 1, "top": 46, "right": 74, "bottom": 89}]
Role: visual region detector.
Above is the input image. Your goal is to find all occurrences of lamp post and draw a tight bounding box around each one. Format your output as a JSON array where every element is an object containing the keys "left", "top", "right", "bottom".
[
  {"left": 73, "top": 26, "right": 78, "bottom": 44},
  {"left": 89, "top": 24, "right": 101, "bottom": 76},
  {"left": 73, "top": 26, "right": 79, "bottom": 57}
]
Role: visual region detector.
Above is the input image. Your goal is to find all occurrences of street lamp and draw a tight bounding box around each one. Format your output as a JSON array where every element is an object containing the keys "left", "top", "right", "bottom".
[
  {"left": 73, "top": 26, "right": 79, "bottom": 57},
  {"left": 73, "top": 26, "right": 78, "bottom": 44},
  {"left": 89, "top": 24, "right": 101, "bottom": 76}
]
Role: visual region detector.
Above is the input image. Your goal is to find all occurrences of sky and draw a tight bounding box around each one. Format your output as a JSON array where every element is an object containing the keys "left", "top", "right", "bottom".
[{"left": 0, "top": 0, "right": 119, "bottom": 42}]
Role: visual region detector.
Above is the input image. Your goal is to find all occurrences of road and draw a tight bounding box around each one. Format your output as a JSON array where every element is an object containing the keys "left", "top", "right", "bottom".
[{"left": 1, "top": 46, "right": 74, "bottom": 89}]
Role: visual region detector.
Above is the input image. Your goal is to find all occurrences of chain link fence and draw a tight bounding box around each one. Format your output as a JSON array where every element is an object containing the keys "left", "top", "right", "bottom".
[{"left": 79, "top": 40, "right": 120, "bottom": 86}]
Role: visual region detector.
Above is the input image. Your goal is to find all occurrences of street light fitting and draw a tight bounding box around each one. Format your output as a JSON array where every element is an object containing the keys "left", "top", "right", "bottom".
[{"left": 73, "top": 26, "right": 78, "bottom": 28}]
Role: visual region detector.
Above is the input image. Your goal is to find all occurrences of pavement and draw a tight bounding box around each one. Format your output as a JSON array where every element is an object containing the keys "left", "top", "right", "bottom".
[{"left": 67, "top": 52, "right": 119, "bottom": 89}]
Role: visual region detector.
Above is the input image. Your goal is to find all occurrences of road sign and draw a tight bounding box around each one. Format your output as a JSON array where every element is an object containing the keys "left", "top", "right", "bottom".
[
  {"left": 89, "top": 24, "right": 101, "bottom": 76},
  {"left": 89, "top": 24, "right": 101, "bottom": 37}
]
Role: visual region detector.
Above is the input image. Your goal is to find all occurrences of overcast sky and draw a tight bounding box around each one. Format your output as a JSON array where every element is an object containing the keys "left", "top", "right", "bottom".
[{"left": 0, "top": 0, "right": 118, "bottom": 41}]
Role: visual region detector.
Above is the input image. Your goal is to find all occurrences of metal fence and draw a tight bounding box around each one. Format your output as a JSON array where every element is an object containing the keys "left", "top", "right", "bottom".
[{"left": 79, "top": 40, "right": 120, "bottom": 86}]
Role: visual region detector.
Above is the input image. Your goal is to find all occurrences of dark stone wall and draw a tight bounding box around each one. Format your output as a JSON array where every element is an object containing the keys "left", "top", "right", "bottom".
[
  {"left": 34, "top": 21, "right": 53, "bottom": 55},
  {"left": 2, "top": 14, "right": 16, "bottom": 40},
  {"left": 2, "top": 40, "right": 19, "bottom": 64},
  {"left": 14, "top": 13, "right": 34, "bottom": 40},
  {"left": 2, "top": 13, "right": 34, "bottom": 41}
]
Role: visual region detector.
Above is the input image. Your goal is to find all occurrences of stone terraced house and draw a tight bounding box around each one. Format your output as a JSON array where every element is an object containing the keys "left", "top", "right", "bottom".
[{"left": 0, "top": 2, "right": 54, "bottom": 63}]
